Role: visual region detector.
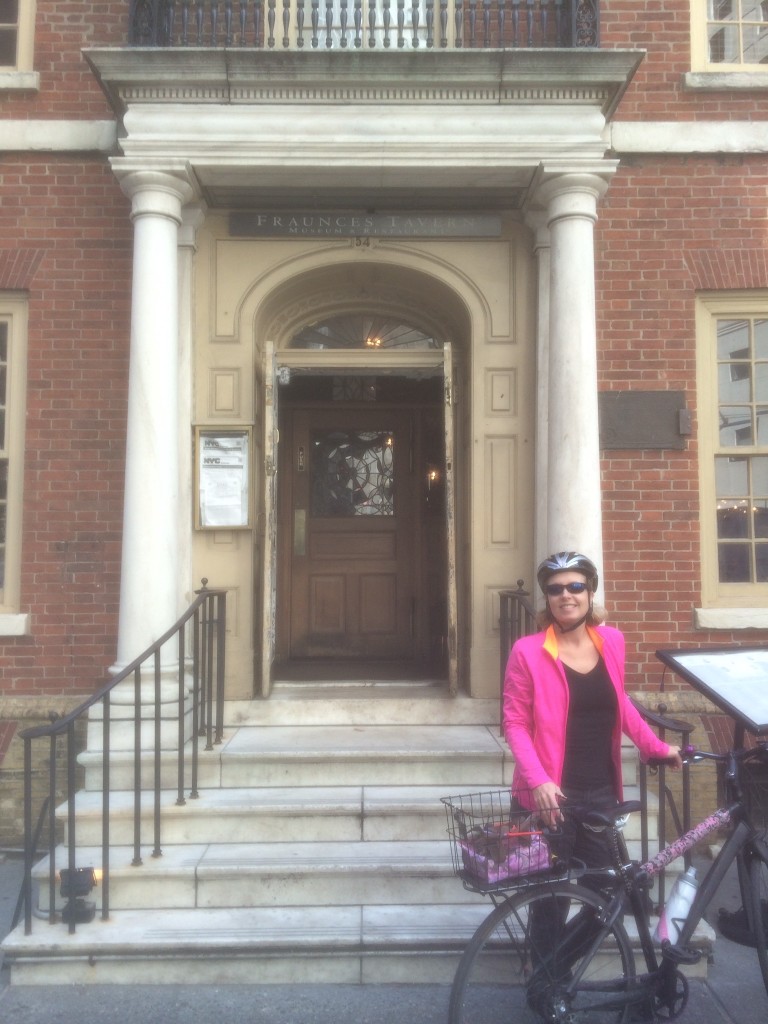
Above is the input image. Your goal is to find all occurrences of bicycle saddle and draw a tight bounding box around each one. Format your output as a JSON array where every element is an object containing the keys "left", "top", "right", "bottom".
[{"left": 581, "top": 801, "right": 642, "bottom": 828}]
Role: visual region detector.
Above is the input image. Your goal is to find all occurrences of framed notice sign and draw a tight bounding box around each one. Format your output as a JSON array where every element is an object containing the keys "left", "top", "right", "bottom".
[
  {"left": 656, "top": 646, "right": 768, "bottom": 734},
  {"left": 195, "top": 428, "right": 252, "bottom": 529}
]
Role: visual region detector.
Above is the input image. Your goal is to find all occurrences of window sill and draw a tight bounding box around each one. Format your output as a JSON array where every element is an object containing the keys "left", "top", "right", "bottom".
[
  {"left": 0, "top": 70, "right": 40, "bottom": 92},
  {"left": 694, "top": 607, "right": 768, "bottom": 630},
  {"left": 0, "top": 613, "right": 31, "bottom": 636},
  {"left": 684, "top": 71, "right": 768, "bottom": 92}
]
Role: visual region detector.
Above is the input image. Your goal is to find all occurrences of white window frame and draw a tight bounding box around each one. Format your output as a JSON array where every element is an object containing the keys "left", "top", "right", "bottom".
[
  {"left": 695, "top": 292, "right": 768, "bottom": 629},
  {"left": 0, "top": 0, "right": 38, "bottom": 91},
  {"left": 689, "top": 0, "right": 768, "bottom": 90},
  {"left": 0, "top": 293, "right": 28, "bottom": 633}
]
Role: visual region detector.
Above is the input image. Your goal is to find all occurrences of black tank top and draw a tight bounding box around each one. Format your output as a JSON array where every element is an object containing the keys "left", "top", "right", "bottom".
[{"left": 561, "top": 655, "right": 617, "bottom": 791}]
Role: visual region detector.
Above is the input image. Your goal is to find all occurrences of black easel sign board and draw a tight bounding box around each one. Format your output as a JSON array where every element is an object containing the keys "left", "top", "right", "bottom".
[{"left": 656, "top": 646, "right": 768, "bottom": 735}]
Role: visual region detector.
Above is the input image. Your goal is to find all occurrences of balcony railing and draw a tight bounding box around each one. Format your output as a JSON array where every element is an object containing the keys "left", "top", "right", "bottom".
[{"left": 128, "top": 0, "right": 600, "bottom": 50}]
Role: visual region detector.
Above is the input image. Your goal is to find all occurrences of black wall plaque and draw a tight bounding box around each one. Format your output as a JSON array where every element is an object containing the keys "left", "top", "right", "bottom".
[{"left": 599, "top": 390, "right": 689, "bottom": 450}]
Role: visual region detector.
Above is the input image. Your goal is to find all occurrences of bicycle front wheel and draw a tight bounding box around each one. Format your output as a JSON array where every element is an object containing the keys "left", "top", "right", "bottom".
[
  {"left": 749, "top": 845, "right": 768, "bottom": 996},
  {"left": 449, "top": 881, "right": 636, "bottom": 1024}
]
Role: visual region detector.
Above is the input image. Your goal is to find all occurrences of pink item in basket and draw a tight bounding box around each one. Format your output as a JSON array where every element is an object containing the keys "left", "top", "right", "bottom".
[{"left": 459, "top": 829, "right": 550, "bottom": 884}]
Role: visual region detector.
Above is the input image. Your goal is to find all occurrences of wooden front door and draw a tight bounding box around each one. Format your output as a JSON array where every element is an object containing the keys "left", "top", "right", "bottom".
[{"left": 283, "top": 407, "right": 418, "bottom": 660}]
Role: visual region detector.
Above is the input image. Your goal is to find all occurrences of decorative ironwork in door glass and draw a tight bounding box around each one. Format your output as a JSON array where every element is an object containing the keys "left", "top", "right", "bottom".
[{"left": 311, "top": 430, "right": 394, "bottom": 517}]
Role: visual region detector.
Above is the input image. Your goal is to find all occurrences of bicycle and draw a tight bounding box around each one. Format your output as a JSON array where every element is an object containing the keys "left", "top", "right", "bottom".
[{"left": 442, "top": 739, "right": 768, "bottom": 1023}]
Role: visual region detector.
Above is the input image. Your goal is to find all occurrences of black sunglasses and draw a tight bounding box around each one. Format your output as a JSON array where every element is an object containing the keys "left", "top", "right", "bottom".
[{"left": 545, "top": 582, "right": 589, "bottom": 596}]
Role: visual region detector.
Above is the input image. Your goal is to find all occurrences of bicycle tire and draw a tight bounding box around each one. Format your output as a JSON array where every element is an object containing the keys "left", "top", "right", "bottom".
[
  {"left": 449, "top": 880, "right": 636, "bottom": 1024},
  {"left": 749, "top": 846, "right": 768, "bottom": 997}
]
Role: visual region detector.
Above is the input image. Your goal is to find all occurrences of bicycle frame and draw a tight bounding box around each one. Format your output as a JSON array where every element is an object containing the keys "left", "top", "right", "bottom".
[{"left": 563, "top": 802, "right": 768, "bottom": 1007}]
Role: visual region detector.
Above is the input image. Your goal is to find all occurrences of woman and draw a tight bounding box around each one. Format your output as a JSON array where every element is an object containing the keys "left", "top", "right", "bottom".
[{"left": 504, "top": 551, "right": 681, "bottom": 868}]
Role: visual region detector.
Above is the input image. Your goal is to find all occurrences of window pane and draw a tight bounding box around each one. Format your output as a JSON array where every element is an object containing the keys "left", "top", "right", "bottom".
[
  {"left": 757, "top": 544, "right": 768, "bottom": 581},
  {"left": 719, "top": 407, "right": 753, "bottom": 445},
  {"left": 0, "top": 2, "right": 19, "bottom": 24},
  {"left": 755, "top": 363, "right": 768, "bottom": 402},
  {"left": 741, "top": 0, "right": 766, "bottom": 20},
  {"left": 754, "top": 502, "right": 768, "bottom": 538},
  {"left": 719, "top": 542, "right": 751, "bottom": 581},
  {"left": 717, "top": 319, "right": 750, "bottom": 359},
  {"left": 716, "top": 454, "right": 748, "bottom": 494},
  {"left": 742, "top": 24, "right": 766, "bottom": 61},
  {"left": 718, "top": 361, "right": 751, "bottom": 402},
  {"left": 753, "top": 455, "right": 768, "bottom": 493},
  {"left": 755, "top": 320, "right": 768, "bottom": 359},
  {"left": 0, "top": 28, "right": 15, "bottom": 65},
  {"left": 709, "top": 0, "right": 735, "bottom": 19},
  {"left": 757, "top": 407, "right": 768, "bottom": 443},
  {"left": 718, "top": 500, "right": 750, "bottom": 538}
]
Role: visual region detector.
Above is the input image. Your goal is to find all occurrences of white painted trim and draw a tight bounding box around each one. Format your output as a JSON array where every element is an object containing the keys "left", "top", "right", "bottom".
[
  {"left": 684, "top": 72, "right": 768, "bottom": 92},
  {"left": 0, "top": 613, "right": 30, "bottom": 636},
  {"left": 694, "top": 607, "right": 768, "bottom": 630},
  {"left": 608, "top": 120, "right": 768, "bottom": 154},
  {"left": 0, "top": 119, "right": 117, "bottom": 152},
  {"left": 0, "top": 71, "right": 39, "bottom": 91}
]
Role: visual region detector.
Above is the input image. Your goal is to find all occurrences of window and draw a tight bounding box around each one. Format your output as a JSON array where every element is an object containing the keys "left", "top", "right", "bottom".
[
  {"left": 697, "top": 294, "right": 768, "bottom": 620},
  {"left": 691, "top": 0, "right": 768, "bottom": 71},
  {"left": 0, "top": 294, "right": 27, "bottom": 623},
  {"left": 0, "top": 0, "right": 35, "bottom": 74}
]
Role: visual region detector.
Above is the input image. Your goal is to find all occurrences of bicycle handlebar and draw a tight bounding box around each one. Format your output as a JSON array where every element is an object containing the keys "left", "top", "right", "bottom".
[{"left": 646, "top": 740, "right": 768, "bottom": 770}]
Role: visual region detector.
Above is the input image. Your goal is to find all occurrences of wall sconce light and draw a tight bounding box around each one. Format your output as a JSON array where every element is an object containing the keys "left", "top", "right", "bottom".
[{"left": 60, "top": 866, "right": 98, "bottom": 924}]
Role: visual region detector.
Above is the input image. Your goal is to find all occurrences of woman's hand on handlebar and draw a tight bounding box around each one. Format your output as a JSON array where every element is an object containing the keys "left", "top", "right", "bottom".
[
  {"left": 665, "top": 744, "right": 683, "bottom": 771},
  {"left": 532, "top": 780, "right": 566, "bottom": 827}
]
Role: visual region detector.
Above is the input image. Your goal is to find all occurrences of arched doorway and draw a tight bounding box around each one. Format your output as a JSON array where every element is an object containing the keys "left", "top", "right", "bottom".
[{"left": 255, "top": 265, "right": 470, "bottom": 696}]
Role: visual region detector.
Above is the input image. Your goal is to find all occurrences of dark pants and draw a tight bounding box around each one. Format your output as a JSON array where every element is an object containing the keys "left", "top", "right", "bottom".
[{"left": 529, "top": 783, "right": 619, "bottom": 980}]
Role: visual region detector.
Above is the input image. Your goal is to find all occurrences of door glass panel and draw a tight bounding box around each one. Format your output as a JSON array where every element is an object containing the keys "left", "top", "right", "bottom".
[{"left": 311, "top": 429, "right": 395, "bottom": 517}]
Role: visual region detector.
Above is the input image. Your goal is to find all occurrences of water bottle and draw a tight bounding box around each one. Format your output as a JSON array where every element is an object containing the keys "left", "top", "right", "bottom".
[{"left": 653, "top": 866, "right": 698, "bottom": 945}]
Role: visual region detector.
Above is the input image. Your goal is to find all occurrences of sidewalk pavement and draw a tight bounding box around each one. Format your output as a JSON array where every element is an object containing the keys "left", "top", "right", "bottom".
[{"left": 1, "top": 851, "right": 766, "bottom": 1024}]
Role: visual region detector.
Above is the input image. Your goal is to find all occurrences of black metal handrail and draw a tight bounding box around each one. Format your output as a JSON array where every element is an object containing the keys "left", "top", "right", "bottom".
[
  {"left": 128, "top": 0, "right": 600, "bottom": 49},
  {"left": 499, "top": 582, "right": 694, "bottom": 907},
  {"left": 17, "top": 582, "right": 227, "bottom": 935}
]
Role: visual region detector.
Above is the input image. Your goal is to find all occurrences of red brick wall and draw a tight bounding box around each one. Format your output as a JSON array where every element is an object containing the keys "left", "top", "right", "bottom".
[
  {"left": 595, "top": 155, "right": 768, "bottom": 690},
  {"left": 0, "top": 154, "right": 132, "bottom": 696},
  {"left": 602, "top": 0, "right": 768, "bottom": 120}
]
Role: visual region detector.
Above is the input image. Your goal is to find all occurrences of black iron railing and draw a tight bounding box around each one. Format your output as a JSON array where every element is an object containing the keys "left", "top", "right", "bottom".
[
  {"left": 499, "top": 582, "right": 694, "bottom": 908},
  {"left": 16, "top": 583, "right": 227, "bottom": 935},
  {"left": 128, "top": 0, "right": 600, "bottom": 49}
]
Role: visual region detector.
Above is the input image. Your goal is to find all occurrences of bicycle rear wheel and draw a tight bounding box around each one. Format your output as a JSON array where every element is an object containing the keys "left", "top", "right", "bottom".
[
  {"left": 449, "top": 881, "right": 636, "bottom": 1024},
  {"left": 749, "top": 846, "right": 768, "bottom": 996}
]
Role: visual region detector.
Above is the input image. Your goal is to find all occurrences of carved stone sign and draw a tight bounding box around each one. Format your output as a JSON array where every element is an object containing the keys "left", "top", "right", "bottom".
[{"left": 229, "top": 211, "right": 502, "bottom": 238}]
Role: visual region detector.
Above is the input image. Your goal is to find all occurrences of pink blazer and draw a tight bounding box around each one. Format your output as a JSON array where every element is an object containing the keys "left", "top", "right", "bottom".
[{"left": 503, "top": 624, "right": 670, "bottom": 807}]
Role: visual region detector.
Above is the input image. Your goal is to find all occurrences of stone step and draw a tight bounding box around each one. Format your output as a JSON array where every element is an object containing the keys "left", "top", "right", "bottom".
[
  {"left": 228, "top": 688, "right": 499, "bottom": 727},
  {"left": 37, "top": 840, "right": 475, "bottom": 911},
  {"left": 3, "top": 900, "right": 714, "bottom": 987},
  {"left": 79, "top": 724, "right": 512, "bottom": 791},
  {"left": 63, "top": 782, "right": 658, "bottom": 851},
  {"left": 80, "top": 722, "right": 642, "bottom": 793},
  {"left": 63, "top": 784, "right": 465, "bottom": 845},
  {"left": 2, "top": 903, "right": 488, "bottom": 985}
]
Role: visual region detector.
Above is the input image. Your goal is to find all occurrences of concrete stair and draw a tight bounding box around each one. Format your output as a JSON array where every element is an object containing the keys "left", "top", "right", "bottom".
[{"left": 3, "top": 682, "right": 701, "bottom": 985}]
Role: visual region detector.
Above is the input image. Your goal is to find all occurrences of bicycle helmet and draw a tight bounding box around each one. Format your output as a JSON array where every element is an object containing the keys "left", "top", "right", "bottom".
[{"left": 536, "top": 551, "right": 599, "bottom": 593}]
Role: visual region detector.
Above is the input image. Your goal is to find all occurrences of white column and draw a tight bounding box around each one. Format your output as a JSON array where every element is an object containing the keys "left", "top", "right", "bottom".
[
  {"left": 535, "top": 172, "right": 612, "bottom": 599},
  {"left": 526, "top": 212, "right": 551, "bottom": 576},
  {"left": 178, "top": 204, "right": 207, "bottom": 604},
  {"left": 114, "top": 170, "right": 195, "bottom": 669}
]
